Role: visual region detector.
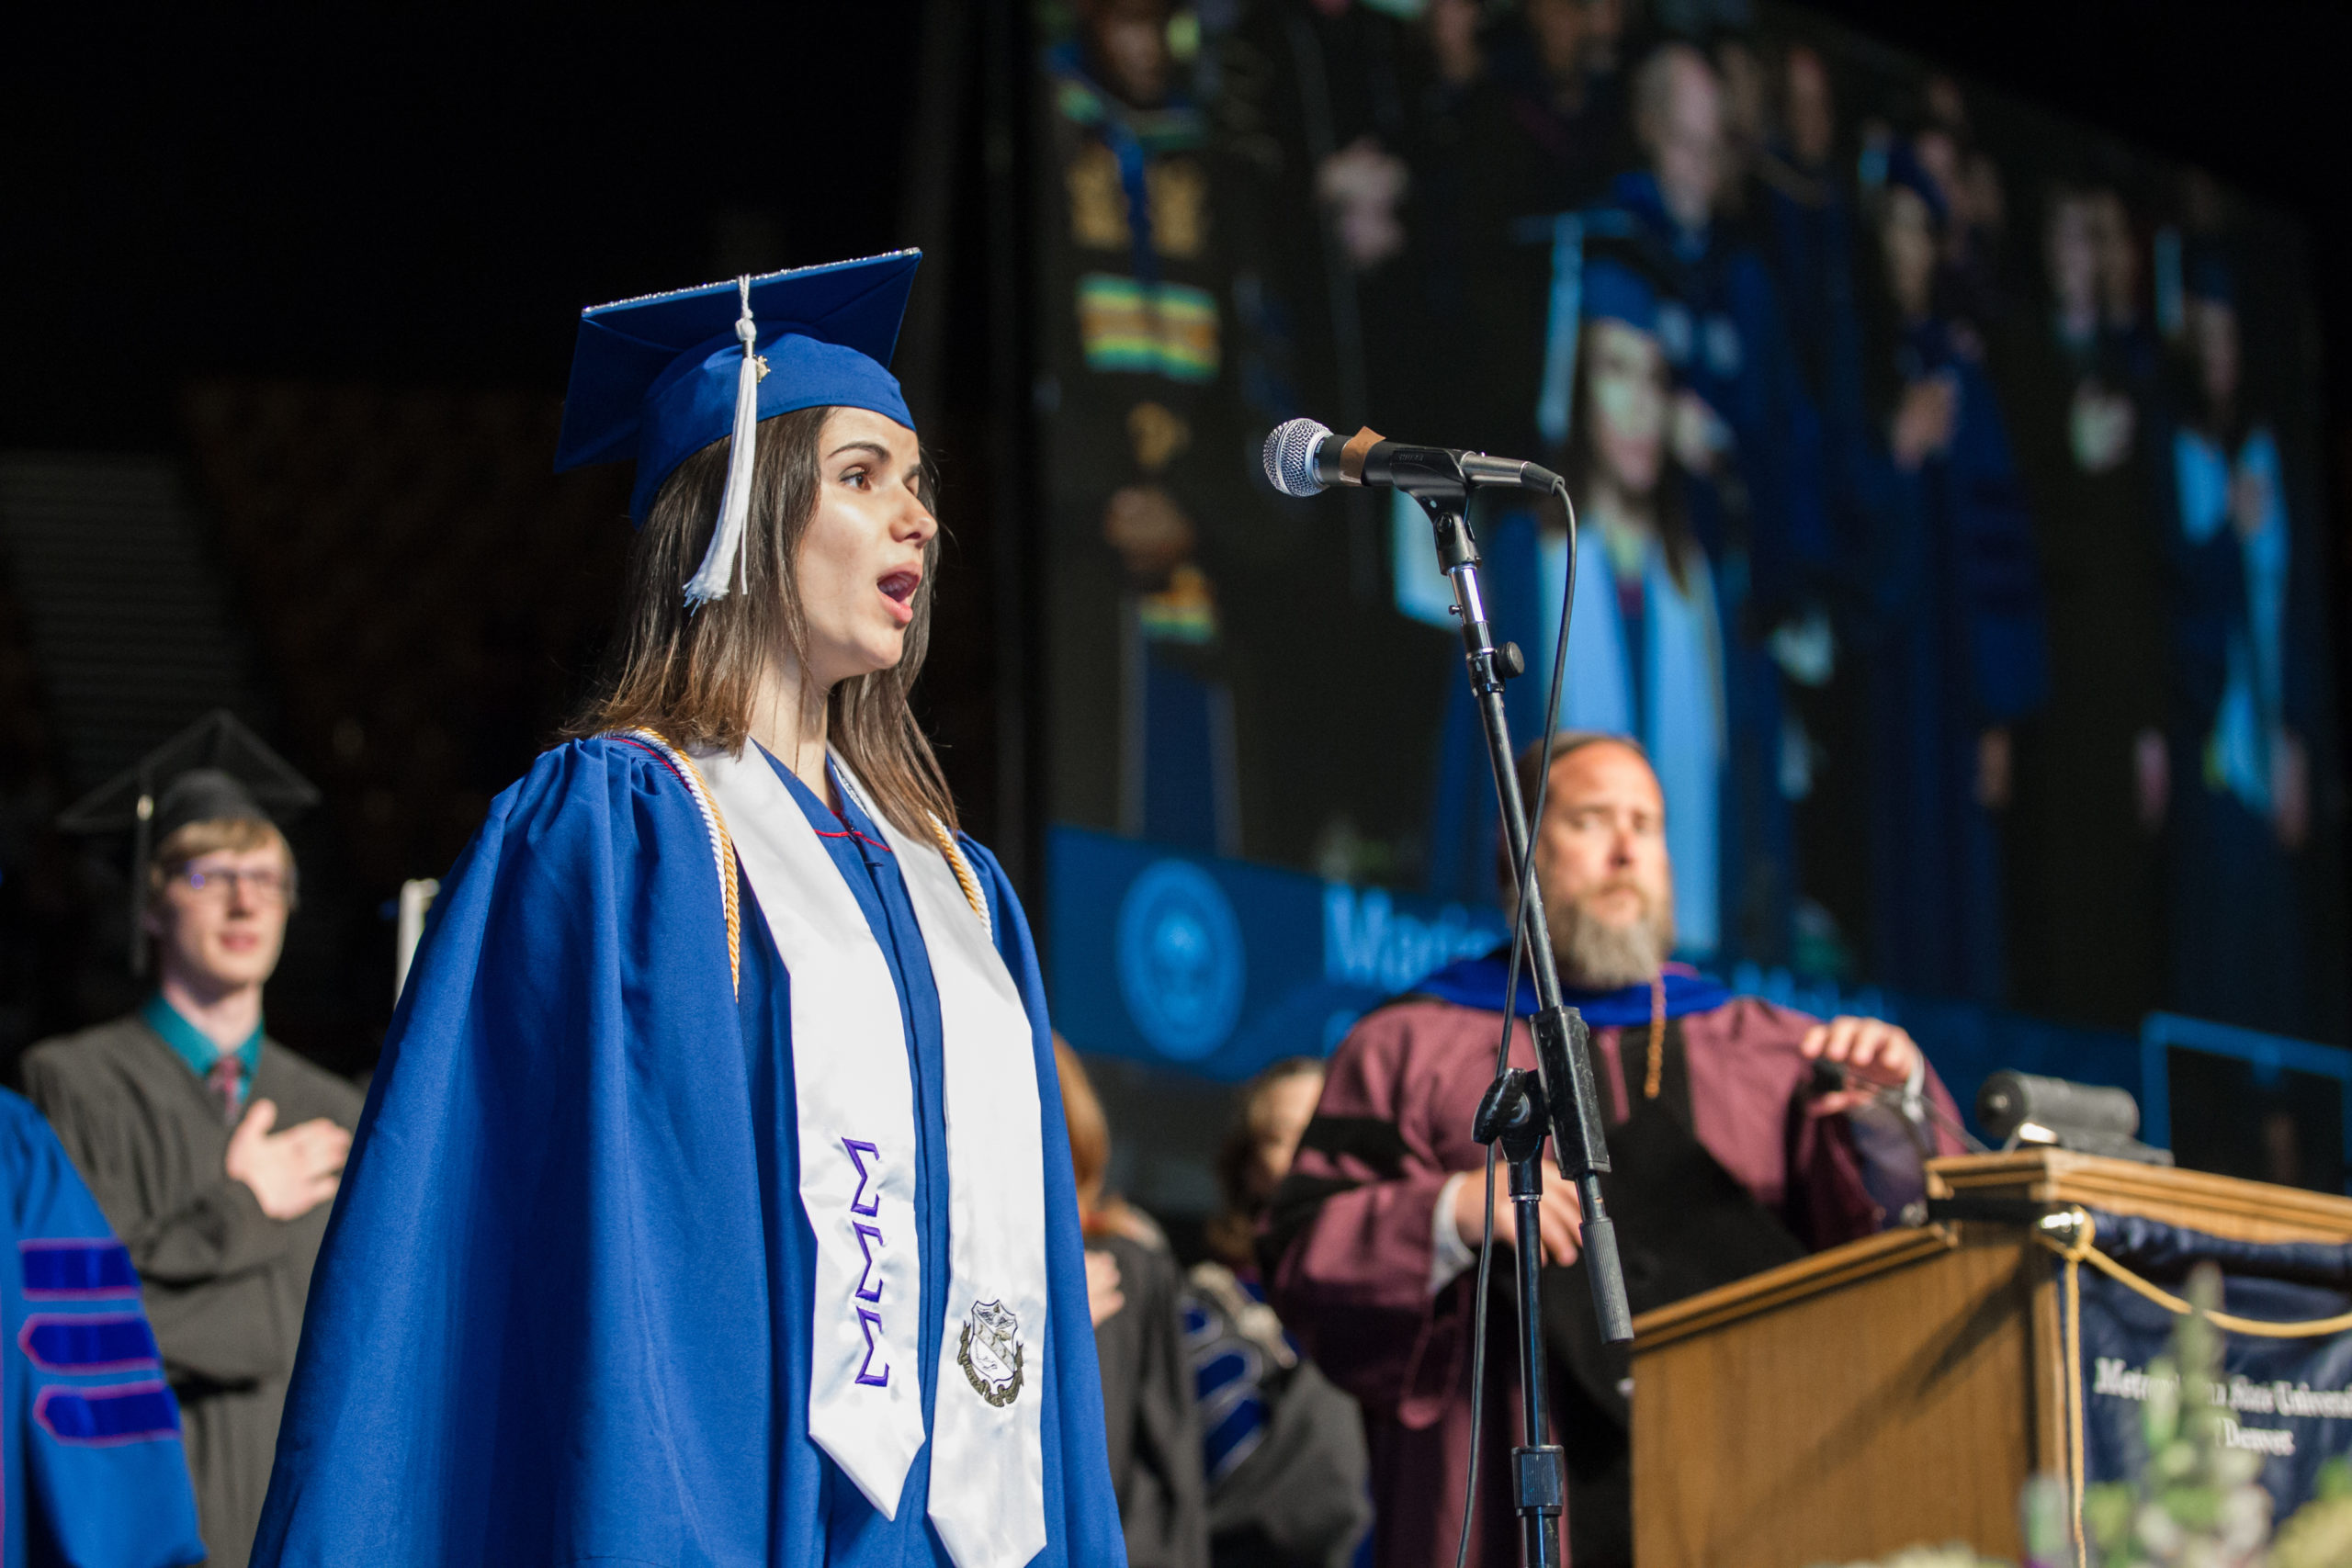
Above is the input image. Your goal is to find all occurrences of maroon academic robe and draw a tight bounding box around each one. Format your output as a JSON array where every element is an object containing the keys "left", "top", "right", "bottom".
[{"left": 1266, "top": 994, "right": 1964, "bottom": 1567}]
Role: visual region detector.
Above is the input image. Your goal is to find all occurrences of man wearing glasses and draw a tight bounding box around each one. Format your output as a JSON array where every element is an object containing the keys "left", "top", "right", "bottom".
[{"left": 24, "top": 766, "right": 359, "bottom": 1568}]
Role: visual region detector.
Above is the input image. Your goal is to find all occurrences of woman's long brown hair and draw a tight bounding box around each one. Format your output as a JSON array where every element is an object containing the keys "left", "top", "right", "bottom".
[{"left": 565, "top": 407, "right": 958, "bottom": 838}]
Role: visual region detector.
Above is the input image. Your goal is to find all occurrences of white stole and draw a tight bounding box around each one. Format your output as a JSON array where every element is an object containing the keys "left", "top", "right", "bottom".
[
  {"left": 1544, "top": 527, "right": 1726, "bottom": 955},
  {"left": 694, "top": 743, "right": 1047, "bottom": 1568}
]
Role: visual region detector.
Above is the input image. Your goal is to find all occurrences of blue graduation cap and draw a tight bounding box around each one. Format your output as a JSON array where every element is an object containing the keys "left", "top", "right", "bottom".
[
  {"left": 1582, "top": 254, "right": 1659, "bottom": 334},
  {"left": 554, "top": 250, "right": 922, "bottom": 604}
]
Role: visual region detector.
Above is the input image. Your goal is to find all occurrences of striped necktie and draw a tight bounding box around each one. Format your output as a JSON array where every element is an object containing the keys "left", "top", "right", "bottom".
[{"left": 208, "top": 1055, "right": 246, "bottom": 1125}]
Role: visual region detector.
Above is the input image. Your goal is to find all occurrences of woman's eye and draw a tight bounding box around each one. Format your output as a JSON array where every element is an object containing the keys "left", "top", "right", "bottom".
[{"left": 841, "top": 468, "right": 869, "bottom": 489}]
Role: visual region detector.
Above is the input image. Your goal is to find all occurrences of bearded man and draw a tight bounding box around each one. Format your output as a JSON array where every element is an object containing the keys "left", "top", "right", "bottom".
[{"left": 1265, "top": 733, "right": 1964, "bottom": 1568}]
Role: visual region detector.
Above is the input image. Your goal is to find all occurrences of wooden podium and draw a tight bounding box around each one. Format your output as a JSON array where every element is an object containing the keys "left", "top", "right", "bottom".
[{"left": 1627, "top": 1152, "right": 2352, "bottom": 1567}]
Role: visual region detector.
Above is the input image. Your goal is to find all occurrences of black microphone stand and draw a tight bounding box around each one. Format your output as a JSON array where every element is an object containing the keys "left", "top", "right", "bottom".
[{"left": 1390, "top": 448, "right": 1634, "bottom": 1568}]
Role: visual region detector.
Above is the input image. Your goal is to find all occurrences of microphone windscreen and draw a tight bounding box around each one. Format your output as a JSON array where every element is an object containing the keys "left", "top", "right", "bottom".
[{"left": 1263, "top": 418, "right": 1332, "bottom": 497}]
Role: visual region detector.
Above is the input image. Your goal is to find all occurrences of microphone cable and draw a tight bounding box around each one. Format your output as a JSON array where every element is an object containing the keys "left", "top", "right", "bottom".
[{"left": 1453, "top": 476, "right": 1579, "bottom": 1568}]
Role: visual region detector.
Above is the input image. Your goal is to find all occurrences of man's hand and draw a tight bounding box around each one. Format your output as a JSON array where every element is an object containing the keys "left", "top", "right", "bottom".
[
  {"left": 2133, "top": 727, "right": 2169, "bottom": 831},
  {"left": 1891, "top": 374, "right": 1959, "bottom": 471},
  {"left": 1084, "top": 1248, "right": 1125, "bottom": 1328},
  {"left": 224, "top": 1099, "right": 350, "bottom": 1222},
  {"left": 1976, "top": 728, "right": 2013, "bottom": 809},
  {"left": 2273, "top": 728, "right": 2310, "bottom": 852},
  {"left": 1452, "top": 1165, "right": 1582, "bottom": 1266},
  {"left": 1799, "top": 1018, "right": 1923, "bottom": 1119}
]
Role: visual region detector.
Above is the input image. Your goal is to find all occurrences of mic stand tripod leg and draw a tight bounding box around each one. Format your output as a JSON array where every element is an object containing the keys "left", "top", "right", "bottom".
[{"left": 1476, "top": 1068, "right": 1566, "bottom": 1568}]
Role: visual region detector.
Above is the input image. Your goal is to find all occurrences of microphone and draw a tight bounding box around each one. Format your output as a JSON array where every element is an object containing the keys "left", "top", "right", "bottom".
[{"left": 1262, "top": 418, "right": 1561, "bottom": 499}]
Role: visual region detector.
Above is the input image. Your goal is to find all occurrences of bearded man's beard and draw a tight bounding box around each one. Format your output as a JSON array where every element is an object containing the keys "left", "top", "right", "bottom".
[{"left": 1547, "top": 878, "right": 1676, "bottom": 990}]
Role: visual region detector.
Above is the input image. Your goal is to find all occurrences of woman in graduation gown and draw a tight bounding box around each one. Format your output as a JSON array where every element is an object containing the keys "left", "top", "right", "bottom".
[{"left": 251, "top": 253, "right": 1126, "bottom": 1568}]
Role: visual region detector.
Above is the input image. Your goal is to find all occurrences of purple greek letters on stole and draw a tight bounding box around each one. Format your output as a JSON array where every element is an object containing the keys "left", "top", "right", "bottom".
[{"left": 842, "top": 1138, "right": 890, "bottom": 1388}]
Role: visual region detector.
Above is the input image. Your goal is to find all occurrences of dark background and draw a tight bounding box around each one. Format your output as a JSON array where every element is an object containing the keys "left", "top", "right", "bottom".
[{"left": 1, "top": 3, "right": 2346, "bottom": 1079}]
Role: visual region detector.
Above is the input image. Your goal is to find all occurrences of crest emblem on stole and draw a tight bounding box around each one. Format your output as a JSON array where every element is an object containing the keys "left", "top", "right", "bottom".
[{"left": 956, "top": 1298, "right": 1024, "bottom": 1407}]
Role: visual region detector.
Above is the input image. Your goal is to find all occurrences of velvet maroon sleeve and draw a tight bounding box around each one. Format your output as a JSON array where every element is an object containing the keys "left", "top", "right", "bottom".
[{"left": 1262, "top": 1004, "right": 1487, "bottom": 1429}]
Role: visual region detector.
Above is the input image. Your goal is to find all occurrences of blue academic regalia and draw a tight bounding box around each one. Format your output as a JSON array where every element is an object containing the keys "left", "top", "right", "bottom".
[
  {"left": 0, "top": 1089, "right": 204, "bottom": 1568},
  {"left": 1611, "top": 172, "right": 1830, "bottom": 967},
  {"left": 251, "top": 737, "right": 1125, "bottom": 1568},
  {"left": 2160, "top": 420, "right": 2304, "bottom": 1031},
  {"left": 1416, "top": 505, "right": 1724, "bottom": 964},
  {"left": 1857, "top": 320, "right": 2048, "bottom": 1004}
]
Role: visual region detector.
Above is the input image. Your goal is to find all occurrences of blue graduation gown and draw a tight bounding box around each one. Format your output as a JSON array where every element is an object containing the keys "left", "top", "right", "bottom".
[
  {"left": 1857, "top": 320, "right": 2049, "bottom": 1004},
  {"left": 0, "top": 1089, "right": 205, "bottom": 1568},
  {"left": 1613, "top": 171, "right": 1831, "bottom": 967},
  {"left": 251, "top": 738, "right": 1125, "bottom": 1568}
]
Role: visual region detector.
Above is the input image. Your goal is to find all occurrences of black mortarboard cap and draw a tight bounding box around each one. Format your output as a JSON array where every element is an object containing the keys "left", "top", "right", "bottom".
[{"left": 58, "top": 709, "right": 319, "bottom": 975}]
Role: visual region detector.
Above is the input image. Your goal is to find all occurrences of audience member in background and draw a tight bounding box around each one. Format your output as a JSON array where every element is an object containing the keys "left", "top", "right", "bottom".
[
  {"left": 2160, "top": 246, "right": 2311, "bottom": 1033},
  {"left": 0, "top": 1084, "right": 206, "bottom": 1567},
  {"left": 1059, "top": 1043, "right": 1210, "bottom": 1568},
  {"left": 1269, "top": 733, "right": 1965, "bottom": 1568},
  {"left": 24, "top": 769, "right": 358, "bottom": 1568},
  {"left": 1852, "top": 141, "right": 2047, "bottom": 1006},
  {"left": 1185, "top": 1058, "right": 1370, "bottom": 1568},
  {"left": 1995, "top": 180, "right": 2166, "bottom": 1029}
]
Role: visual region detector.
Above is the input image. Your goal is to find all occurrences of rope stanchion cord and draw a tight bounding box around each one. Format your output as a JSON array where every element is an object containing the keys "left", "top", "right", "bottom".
[
  {"left": 2040, "top": 1211, "right": 2094, "bottom": 1568},
  {"left": 2029, "top": 1205, "right": 2352, "bottom": 1568},
  {"left": 2032, "top": 1208, "right": 2352, "bottom": 1339}
]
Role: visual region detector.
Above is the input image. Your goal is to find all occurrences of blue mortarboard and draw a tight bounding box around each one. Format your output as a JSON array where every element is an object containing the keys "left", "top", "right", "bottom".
[
  {"left": 554, "top": 250, "right": 921, "bottom": 604},
  {"left": 1582, "top": 255, "right": 1659, "bottom": 334}
]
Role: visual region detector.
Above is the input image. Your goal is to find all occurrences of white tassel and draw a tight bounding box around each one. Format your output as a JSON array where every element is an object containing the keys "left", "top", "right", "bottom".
[{"left": 684, "top": 276, "right": 763, "bottom": 606}]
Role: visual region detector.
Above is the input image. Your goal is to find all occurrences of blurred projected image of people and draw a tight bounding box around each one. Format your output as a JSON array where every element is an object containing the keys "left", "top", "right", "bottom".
[
  {"left": 1613, "top": 40, "right": 1828, "bottom": 970},
  {"left": 1551, "top": 255, "right": 1725, "bottom": 964},
  {"left": 1996, "top": 180, "right": 2166, "bottom": 1027},
  {"left": 2163, "top": 246, "right": 2310, "bottom": 1032},
  {"left": 1854, "top": 142, "right": 2046, "bottom": 1005},
  {"left": 1184, "top": 1059, "right": 1372, "bottom": 1568},
  {"left": 1040, "top": 0, "right": 1246, "bottom": 855},
  {"left": 1755, "top": 39, "right": 1873, "bottom": 978},
  {"left": 1457, "top": 0, "right": 1636, "bottom": 457},
  {"left": 1058, "top": 1042, "right": 1210, "bottom": 1568}
]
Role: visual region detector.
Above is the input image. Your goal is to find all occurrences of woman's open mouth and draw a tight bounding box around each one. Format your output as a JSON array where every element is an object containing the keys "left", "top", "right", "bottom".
[{"left": 878, "top": 570, "right": 921, "bottom": 624}]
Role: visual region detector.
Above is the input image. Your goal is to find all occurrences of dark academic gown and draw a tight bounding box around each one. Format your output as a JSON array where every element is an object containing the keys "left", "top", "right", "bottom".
[
  {"left": 1992, "top": 315, "right": 2165, "bottom": 1027},
  {"left": 1182, "top": 1262, "right": 1371, "bottom": 1568},
  {"left": 20, "top": 1021, "right": 359, "bottom": 1568},
  {"left": 1760, "top": 145, "right": 1876, "bottom": 964},
  {"left": 1855, "top": 319, "right": 2049, "bottom": 1004},
  {"left": 1092, "top": 1235, "right": 1208, "bottom": 1568},
  {"left": 0, "top": 1087, "right": 206, "bottom": 1568},
  {"left": 248, "top": 738, "right": 1124, "bottom": 1568},
  {"left": 1266, "top": 955, "right": 1962, "bottom": 1568}
]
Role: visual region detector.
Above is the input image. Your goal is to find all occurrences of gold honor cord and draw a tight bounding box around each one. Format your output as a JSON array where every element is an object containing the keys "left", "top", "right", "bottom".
[
  {"left": 928, "top": 816, "right": 991, "bottom": 934},
  {"left": 607, "top": 732, "right": 991, "bottom": 998}
]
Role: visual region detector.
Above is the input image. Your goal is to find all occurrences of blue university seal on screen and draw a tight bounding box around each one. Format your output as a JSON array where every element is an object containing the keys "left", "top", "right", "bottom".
[{"left": 1116, "top": 858, "right": 1245, "bottom": 1060}]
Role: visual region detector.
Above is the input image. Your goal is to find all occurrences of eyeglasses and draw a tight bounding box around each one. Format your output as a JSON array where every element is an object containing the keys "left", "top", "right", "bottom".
[{"left": 174, "top": 866, "right": 290, "bottom": 904}]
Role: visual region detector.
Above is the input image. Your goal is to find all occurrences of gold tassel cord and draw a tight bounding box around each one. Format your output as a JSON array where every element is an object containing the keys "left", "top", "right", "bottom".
[
  {"left": 1643, "top": 975, "right": 1667, "bottom": 1100},
  {"left": 2034, "top": 1210, "right": 2352, "bottom": 1338},
  {"left": 928, "top": 815, "right": 991, "bottom": 933},
  {"left": 607, "top": 728, "right": 742, "bottom": 998}
]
